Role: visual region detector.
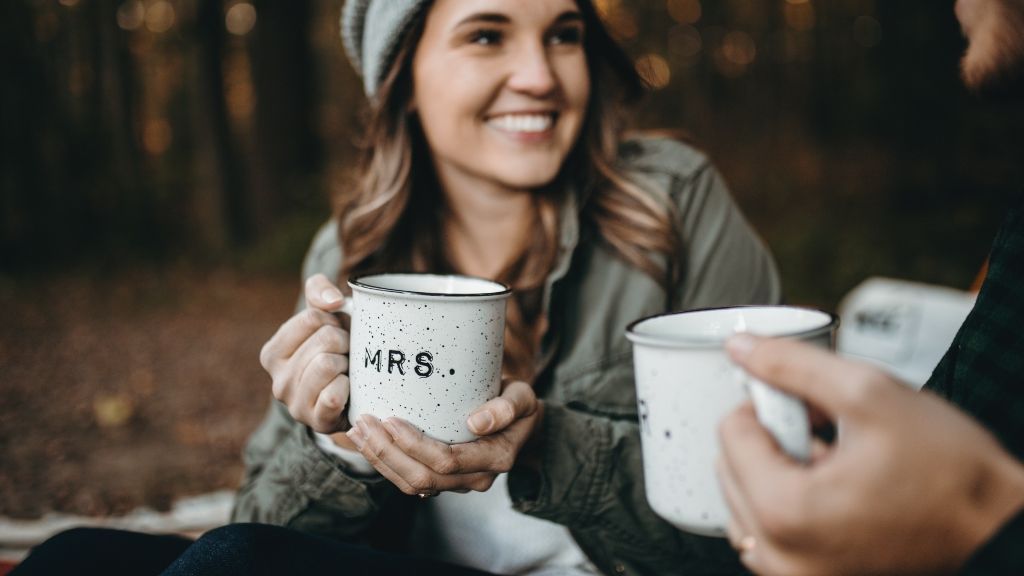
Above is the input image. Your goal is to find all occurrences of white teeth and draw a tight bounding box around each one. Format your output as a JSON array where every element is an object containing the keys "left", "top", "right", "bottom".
[{"left": 488, "top": 114, "right": 554, "bottom": 133}]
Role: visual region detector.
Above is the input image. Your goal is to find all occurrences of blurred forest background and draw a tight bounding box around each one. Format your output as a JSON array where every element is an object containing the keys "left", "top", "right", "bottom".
[{"left": 2, "top": 0, "right": 1024, "bottom": 519}]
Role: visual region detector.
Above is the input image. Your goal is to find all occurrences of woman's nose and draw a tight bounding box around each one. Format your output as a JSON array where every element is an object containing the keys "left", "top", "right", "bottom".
[{"left": 506, "top": 43, "right": 558, "bottom": 97}]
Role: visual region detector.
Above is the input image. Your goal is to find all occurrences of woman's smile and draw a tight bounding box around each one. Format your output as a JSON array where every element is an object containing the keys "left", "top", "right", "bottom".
[{"left": 484, "top": 111, "right": 559, "bottom": 142}]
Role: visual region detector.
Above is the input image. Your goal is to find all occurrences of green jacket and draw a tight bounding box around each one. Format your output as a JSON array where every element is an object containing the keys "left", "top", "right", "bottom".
[{"left": 232, "top": 137, "right": 781, "bottom": 575}]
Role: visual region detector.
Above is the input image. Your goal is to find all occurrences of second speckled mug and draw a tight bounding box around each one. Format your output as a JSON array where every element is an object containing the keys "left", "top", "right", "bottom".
[{"left": 342, "top": 273, "right": 511, "bottom": 444}]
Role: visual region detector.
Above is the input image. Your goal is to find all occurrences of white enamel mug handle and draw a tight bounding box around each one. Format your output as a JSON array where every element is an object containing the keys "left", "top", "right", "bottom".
[{"left": 746, "top": 378, "right": 811, "bottom": 463}]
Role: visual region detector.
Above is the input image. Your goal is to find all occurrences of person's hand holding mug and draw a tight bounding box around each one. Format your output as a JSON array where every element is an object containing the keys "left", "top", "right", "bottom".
[
  {"left": 717, "top": 335, "right": 1024, "bottom": 576},
  {"left": 259, "top": 273, "right": 352, "bottom": 435},
  {"left": 261, "top": 270, "right": 535, "bottom": 495},
  {"left": 345, "top": 380, "right": 543, "bottom": 496}
]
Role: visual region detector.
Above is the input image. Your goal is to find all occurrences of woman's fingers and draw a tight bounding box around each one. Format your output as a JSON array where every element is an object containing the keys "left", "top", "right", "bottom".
[
  {"left": 349, "top": 415, "right": 496, "bottom": 494},
  {"left": 262, "top": 273, "right": 345, "bottom": 381},
  {"left": 346, "top": 424, "right": 412, "bottom": 492},
  {"left": 467, "top": 380, "right": 536, "bottom": 435},
  {"left": 310, "top": 373, "right": 351, "bottom": 433},
  {"left": 379, "top": 417, "right": 513, "bottom": 476},
  {"left": 304, "top": 273, "right": 346, "bottom": 311},
  {"left": 381, "top": 418, "right": 466, "bottom": 474},
  {"left": 287, "top": 352, "right": 347, "bottom": 421},
  {"left": 270, "top": 323, "right": 348, "bottom": 407},
  {"left": 337, "top": 383, "right": 540, "bottom": 494},
  {"left": 260, "top": 308, "right": 342, "bottom": 373}
]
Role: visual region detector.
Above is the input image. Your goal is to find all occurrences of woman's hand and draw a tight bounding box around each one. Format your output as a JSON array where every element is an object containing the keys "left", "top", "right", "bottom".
[
  {"left": 344, "top": 380, "right": 542, "bottom": 495},
  {"left": 259, "top": 274, "right": 351, "bottom": 434},
  {"left": 717, "top": 335, "right": 1024, "bottom": 576}
]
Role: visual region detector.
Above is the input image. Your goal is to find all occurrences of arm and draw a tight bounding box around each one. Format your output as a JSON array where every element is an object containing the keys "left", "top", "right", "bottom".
[
  {"left": 510, "top": 142, "right": 781, "bottom": 575},
  {"left": 231, "top": 222, "right": 402, "bottom": 540},
  {"left": 231, "top": 399, "right": 397, "bottom": 539},
  {"left": 674, "top": 159, "right": 781, "bottom": 308},
  {"left": 511, "top": 398, "right": 746, "bottom": 575}
]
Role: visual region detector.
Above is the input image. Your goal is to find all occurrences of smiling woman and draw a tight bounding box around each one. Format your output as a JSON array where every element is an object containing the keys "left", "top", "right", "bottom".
[{"left": 11, "top": 1, "right": 780, "bottom": 575}]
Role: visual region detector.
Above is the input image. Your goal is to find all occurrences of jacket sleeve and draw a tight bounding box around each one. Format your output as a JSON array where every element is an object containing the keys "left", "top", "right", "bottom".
[
  {"left": 509, "top": 141, "right": 776, "bottom": 575},
  {"left": 230, "top": 221, "right": 402, "bottom": 540},
  {"left": 673, "top": 158, "right": 781, "bottom": 309},
  {"left": 510, "top": 399, "right": 747, "bottom": 576}
]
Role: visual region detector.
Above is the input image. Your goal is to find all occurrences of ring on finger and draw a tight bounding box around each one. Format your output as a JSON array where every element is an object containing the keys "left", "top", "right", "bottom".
[
  {"left": 417, "top": 491, "right": 438, "bottom": 499},
  {"left": 737, "top": 534, "right": 757, "bottom": 554}
]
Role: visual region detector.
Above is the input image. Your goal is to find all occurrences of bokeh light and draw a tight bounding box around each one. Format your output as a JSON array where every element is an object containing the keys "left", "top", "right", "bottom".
[
  {"left": 145, "top": 1, "right": 176, "bottom": 34},
  {"left": 668, "top": 24, "right": 703, "bottom": 67},
  {"left": 714, "top": 31, "right": 757, "bottom": 78},
  {"left": 117, "top": 1, "right": 145, "bottom": 32},
  {"left": 666, "top": 0, "right": 701, "bottom": 26},
  {"left": 226, "top": 2, "right": 258, "bottom": 37},
  {"left": 594, "top": 0, "right": 638, "bottom": 41},
  {"left": 722, "top": 31, "right": 757, "bottom": 66},
  {"left": 635, "top": 53, "right": 672, "bottom": 89},
  {"left": 784, "top": 0, "right": 816, "bottom": 32}
]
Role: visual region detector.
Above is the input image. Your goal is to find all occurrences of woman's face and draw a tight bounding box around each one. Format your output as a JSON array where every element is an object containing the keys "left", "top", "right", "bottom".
[{"left": 411, "top": 0, "right": 591, "bottom": 192}]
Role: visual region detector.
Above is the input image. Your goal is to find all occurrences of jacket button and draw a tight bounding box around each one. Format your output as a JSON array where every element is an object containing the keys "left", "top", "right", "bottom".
[{"left": 613, "top": 562, "right": 626, "bottom": 574}]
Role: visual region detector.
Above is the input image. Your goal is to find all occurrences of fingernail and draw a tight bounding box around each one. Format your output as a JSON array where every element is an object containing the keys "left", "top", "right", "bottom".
[
  {"left": 382, "top": 419, "right": 400, "bottom": 439},
  {"left": 726, "top": 334, "right": 757, "bottom": 360},
  {"left": 346, "top": 425, "right": 365, "bottom": 449},
  {"left": 321, "top": 288, "right": 343, "bottom": 304},
  {"left": 468, "top": 412, "right": 493, "bottom": 434}
]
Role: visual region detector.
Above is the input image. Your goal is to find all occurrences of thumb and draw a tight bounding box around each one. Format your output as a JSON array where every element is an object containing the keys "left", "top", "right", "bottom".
[
  {"left": 304, "top": 273, "right": 346, "bottom": 312},
  {"left": 726, "top": 334, "right": 879, "bottom": 421}
]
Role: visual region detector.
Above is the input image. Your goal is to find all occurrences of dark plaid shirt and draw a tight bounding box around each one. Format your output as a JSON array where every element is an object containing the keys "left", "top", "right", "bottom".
[{"left": 925, "top": 193, "right": 1024, "bottom": 574}]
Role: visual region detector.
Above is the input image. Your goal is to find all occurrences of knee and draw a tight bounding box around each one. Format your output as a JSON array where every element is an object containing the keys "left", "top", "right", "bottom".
[
  {"left": 193, "top": 523, "right": 276, "bottom": 553},
  {"left": 15, "top": 527, "right": 122, "bottom": 574},
  {"left": 34, "top": 527, "right": 116, "bottom": 556},
  {"left": 165, "top": 523, "right": 277, "bottom": 574}
]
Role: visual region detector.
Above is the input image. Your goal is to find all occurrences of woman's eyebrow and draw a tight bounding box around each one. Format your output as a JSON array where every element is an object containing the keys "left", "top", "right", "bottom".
[
  {"left": 452, "top": 12, "right": 510, "bottom": 30},
  {"left": 451, "top": 10, "right": 583, "bottom": 30},
  {"left": 552, "top": 11, "right": 583, "bottom": 25}
]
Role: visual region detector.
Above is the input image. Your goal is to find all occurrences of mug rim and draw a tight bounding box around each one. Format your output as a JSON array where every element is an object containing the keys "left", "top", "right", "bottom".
[
  {"left": 349, "top": 271, "right": 512, "bottom": 300},
  {"left": 625, "top": 305, "right": 839, "bottom": 349}
]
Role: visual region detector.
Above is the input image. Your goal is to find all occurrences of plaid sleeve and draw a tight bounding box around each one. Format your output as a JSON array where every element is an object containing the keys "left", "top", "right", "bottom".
[{"left": 925, "top": 193, "right": 1024, "bottom": 461}]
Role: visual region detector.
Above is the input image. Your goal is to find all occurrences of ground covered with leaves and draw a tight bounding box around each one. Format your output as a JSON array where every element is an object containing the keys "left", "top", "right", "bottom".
[{"left": 0, "top": 268, "right": 299, "bottom": 519}]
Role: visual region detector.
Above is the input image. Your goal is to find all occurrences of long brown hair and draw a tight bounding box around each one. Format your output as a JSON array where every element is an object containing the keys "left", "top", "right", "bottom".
[{"left": 336, "top": 0, "right": 681, "bottom": 382}]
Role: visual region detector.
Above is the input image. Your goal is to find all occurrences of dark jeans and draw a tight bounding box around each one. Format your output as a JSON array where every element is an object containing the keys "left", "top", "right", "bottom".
[{"left": 12, "top": 524, "right": 496, "bottom": 576}]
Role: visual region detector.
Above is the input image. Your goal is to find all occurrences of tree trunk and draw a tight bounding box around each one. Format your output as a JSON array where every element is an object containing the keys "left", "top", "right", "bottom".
[{"left": 247, "top": 0, "right": 320, "bottom": 242}]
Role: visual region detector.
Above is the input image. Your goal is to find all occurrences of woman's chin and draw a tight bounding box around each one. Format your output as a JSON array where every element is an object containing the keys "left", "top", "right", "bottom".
[{"left": 487, "top": 162, "right": 564, "bottom": 191}]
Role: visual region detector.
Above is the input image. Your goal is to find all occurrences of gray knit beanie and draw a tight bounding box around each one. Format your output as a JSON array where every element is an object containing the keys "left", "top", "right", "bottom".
[{"left": 342, "top": 0, "right": 432, "bottom": 97}]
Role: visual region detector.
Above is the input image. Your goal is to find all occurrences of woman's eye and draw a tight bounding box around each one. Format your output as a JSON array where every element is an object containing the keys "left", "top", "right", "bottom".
[
  {"left": 468, "top": 29, "right": 502, "bottom": 46},
  {"left": 549, "top": 27, "right": 583, "bottom": 45}
]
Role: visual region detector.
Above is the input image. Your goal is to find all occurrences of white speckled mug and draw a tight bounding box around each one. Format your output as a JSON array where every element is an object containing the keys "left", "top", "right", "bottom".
[
  {"left": 625, "top": 306, "right": 838, "bottom": 537},
  {"left": 341, "top": 273, "right": 510, "bottom": 444}
]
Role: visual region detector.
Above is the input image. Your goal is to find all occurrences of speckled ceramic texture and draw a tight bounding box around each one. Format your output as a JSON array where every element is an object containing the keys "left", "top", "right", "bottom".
[
  {"left": 626, "top": 306, "right": 836, "bottom": 537},
  {"left": 345, "top": 274, "right": 509, "bottom": 444}
]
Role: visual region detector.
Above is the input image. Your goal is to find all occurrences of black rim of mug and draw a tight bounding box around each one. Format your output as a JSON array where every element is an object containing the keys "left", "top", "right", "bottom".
[
  {"left": 349, "top": 272, "right": 512, "bottom": 299},
  {"left": 624, "top": 305, "right": 840, "bottom": 348}
]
